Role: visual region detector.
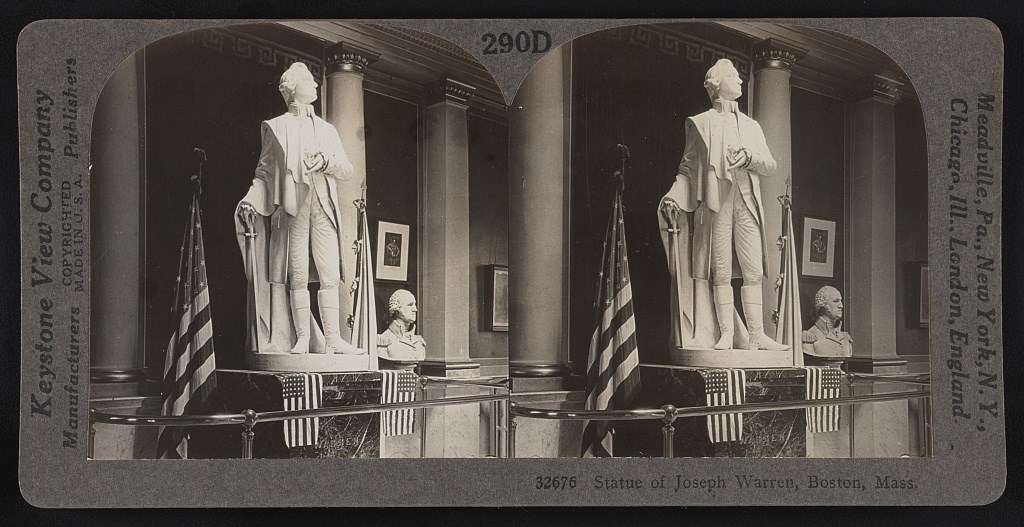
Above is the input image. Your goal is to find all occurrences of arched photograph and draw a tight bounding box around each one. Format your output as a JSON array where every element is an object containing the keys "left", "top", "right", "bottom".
[{"left": 88, "top": 21, "right": 930, "bottom": 462}]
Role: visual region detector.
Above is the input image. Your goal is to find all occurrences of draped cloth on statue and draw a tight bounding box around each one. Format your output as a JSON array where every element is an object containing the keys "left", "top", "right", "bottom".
[
  {"left": 658, "top": 103, "right": 776, "bottom": 349},
  {"left": 234, "top": 112, "right": 351, "bottom": 353}
]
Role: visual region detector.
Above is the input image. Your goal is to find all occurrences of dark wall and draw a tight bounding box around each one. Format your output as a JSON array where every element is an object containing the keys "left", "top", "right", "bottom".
[
  {"left": 894, "top": 105, "right": 929, "bottom": 356},
  {"left": 569, "top": 29, "right": 749, "bottom": 368},
  {"left": 468, "top": 115, "right": 510, "bottom": 359},
  {"left": 363, "top": 91, "right": 419, "bottom": 330},
  {"left": 144, "top": 29, "right": 298, "bottom": 375},
  {"left": 790, "top": 87, "right": 847, "bottom": 329}
]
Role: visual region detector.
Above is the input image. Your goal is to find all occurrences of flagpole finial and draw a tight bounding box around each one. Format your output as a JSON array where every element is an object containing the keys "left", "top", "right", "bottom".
[
  {"left": 191, "top": 148, "right": 207, "bottom": 195},
  {"left": 614, "top": 143, "right": 630, "bottom": 191}
]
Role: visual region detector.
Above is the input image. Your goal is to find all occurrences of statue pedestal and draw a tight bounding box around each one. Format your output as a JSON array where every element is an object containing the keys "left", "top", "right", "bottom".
[
  {"left": 195, "top": 369, "right": 387, "bottom": 459},
  {"left": 244, "top": 351, "right": 372, "bottom": 372},
  {"left": 668, "top": 347, "right": 793, "bottom": 368},
  {"left": 614, "top": 364, "right": 808, "bottom": 458}
]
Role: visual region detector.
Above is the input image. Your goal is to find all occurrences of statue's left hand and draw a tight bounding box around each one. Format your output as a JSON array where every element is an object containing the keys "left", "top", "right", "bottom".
[
  {"left": 727, "top": 147, "right": 751, "bottom": 170},
  {"left": 303, "top": 152, "right": 327, "bottom": 173}
]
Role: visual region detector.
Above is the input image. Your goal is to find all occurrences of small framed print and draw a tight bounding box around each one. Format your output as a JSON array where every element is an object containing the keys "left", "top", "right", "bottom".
[
  {"left": 487, "top": 265, "right": 509, "bottom": 331},
  {"left": 375, "top": 220, "right": 410, "bottom": 282},
  {"left": 801, "top": 217, "right": 836, "bottom": 278}
]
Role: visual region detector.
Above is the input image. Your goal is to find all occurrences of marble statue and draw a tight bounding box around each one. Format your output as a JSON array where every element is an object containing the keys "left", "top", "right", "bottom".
[
  {"left": 377, "top": 289, "right": 427, "bottom": 362},
  {"left": 802, "top": 286, "right": 853, "bottom": 359},
  {"left": 235, "top": 62, "right": 365, "bottom": 355},
  {"left": 658, "top": 58, "right": 788, "bottom": 352}
]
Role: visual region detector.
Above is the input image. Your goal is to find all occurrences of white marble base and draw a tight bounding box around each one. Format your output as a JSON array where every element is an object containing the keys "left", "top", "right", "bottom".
[
  {"left": 244, "top": 351, "right": 370, "bottom": 372},
  {"left": 421, "top": 385, "right": 482, "bottom": 457},
  {"left": 669, "top": 347, "right": 792, "bottom": 368}
]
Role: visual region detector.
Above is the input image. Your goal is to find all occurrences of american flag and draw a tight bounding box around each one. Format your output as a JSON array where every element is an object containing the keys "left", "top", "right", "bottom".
[
  {"left": 702, "top": 369, "right": 746, "bottom": 443},
  {"left": 380, "top": 370, "right": 417, "bottom": 436},
  {"left": 278, "top": 373, "right": 323, "bottom": 448},
  {"left": 775, "top": 194, "right": 803, "bottom": 366},
  {"left": 157, "top": 193, "right": 219, "bottom": 459},
  {"left": 803, "top": 366, "right": 841, "bottom": 433},
  {"left": 581, "top": 187, "right": 641, "bottom": 458},
  {"left": 350, "top": 195, "right": 378, "bottom": 369}
]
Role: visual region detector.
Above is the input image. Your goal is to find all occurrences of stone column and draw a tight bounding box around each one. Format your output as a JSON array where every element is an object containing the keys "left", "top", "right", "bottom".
[
  {"left": 751, "top": 39, "right": 805, "bottom": 345},
  {"left": 847, "top": 73, "right": 910, "bottom": 457},
  {"left": 323, "top": 43, "right": 379, "bottom": 341},
  {"left": 507, "top": 44, "right": 571, "bottom": 384},
  {"left": 419, "top": 78, "right": 480, "bottom": 379},
  {"left": 92, "top": 51, "right": 147, "bottom": 395}
]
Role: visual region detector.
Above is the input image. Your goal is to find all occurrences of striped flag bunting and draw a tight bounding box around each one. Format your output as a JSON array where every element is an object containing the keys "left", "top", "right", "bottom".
[
  {"left": 350, "top": 196, "right": 379, "bottom": 369},
  {"left": 701, "top": 369, "right": 746, "bottom": 443},
  {"left": 803, "top": 366, "right": 842, "bottom": 433},
  {"left": 380, "top": 370, "right": 417, "bottom": 436},
  {"left": 775, "top": 194, "right": 803, "bottom": 366},
  {"left": 277, "top": 373, "right": 324, "bottom": 448},
  {"left": 157, "top": 193, "right": 219, "bottom": 459},
  {"left": 581, "top": 186, "right": 641, "bottom": 458}
]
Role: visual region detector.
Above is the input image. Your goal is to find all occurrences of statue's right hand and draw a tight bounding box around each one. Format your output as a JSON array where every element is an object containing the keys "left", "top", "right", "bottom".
[{"left": 238, "top": 202, "right": 257, "bottom": 222}]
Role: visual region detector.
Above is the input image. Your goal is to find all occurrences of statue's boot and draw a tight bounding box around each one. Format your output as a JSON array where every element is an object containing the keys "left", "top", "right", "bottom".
[
  {"left": 318, "top": 289, "right": 366, "bottom": 355},
  {"left": 289, "top": 289, "right": 311, "bottom": 354},
  {"left": 713, "top": 285, "right": 735, "bottom": 350},
  {"left": 741, "top": 285, "right": 789, "bottom": 351}
]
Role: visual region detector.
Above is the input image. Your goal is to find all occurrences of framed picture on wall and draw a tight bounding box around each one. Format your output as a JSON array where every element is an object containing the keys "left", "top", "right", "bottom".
[
  {"left": 801, "top": 217, "right": 836, "bottom": 278},
  {"left": 487, "top": 265, "right": 509, "bottom": 331},
  {"left": 375, "top": 220, "right": 410, "bottom": 282}
]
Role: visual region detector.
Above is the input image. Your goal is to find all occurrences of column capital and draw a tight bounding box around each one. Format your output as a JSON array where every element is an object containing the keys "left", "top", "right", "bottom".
[
  {"left": 753, "top": 38, "right": 807, "bottom": 71},
  {"left": 857, "top": 71, "right": 906, "bottom": 104},
  {"left": 325, "top": 42, "right": 380, "bottom": 75},
  {"left": 426, "top": 77, "right": 477, "bottom": 106}
]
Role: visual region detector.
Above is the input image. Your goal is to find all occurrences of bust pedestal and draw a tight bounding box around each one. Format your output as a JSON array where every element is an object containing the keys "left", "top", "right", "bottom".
[
  {"left": 614, "top": 364, "right": 809, "bottom": 458},
  {"left": 207, "top": 369, "right": 388, "bottom": 459}
]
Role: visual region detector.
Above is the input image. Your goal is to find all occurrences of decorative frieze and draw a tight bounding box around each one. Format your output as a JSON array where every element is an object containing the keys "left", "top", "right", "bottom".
[
  {"left": 201, "top": 28, "right": 323, "bottom": 78},
  {"left": 606, "top": 25, "right": 752, "bottom": 77}
]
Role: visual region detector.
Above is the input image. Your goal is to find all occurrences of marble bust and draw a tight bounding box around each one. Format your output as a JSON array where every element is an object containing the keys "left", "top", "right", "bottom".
[
  {"left": 377, "top": 289, "right": 426, "bottom": 362},
  {"left": 658, "top": 58, "right": 787, "bottom": 351},
  {"left": 802, "top": 286, "right": 853, "bottom": 359}
]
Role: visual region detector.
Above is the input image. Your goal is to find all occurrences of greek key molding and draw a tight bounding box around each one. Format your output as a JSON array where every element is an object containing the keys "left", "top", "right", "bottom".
[
  {"left": 605, "top": 25, "right": 752, "bottom": 77},
  {"left": 200, "top": 28, "right": 322, "bottom": 78}
]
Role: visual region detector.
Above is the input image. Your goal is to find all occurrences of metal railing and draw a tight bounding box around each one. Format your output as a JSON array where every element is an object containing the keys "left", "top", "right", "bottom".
[
  {"left": 508, "top": 372, "right": 932, "bottom": 458},
  {"left": 90, "top": 375, "right": 511, "bottom": 459},
  {"left": 91, "top": 372, "right": 930, "bottom": 460}
]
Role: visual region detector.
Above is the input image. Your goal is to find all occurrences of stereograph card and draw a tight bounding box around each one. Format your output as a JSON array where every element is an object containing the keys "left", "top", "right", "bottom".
[{"left": 17, "top": 18, "right": 1005, "bottom": 507}]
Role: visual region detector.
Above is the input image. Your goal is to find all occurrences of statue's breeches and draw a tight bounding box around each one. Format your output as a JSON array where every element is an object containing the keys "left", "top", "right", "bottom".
[
  {"left": 711, "top": 182, "right": 763, "bottom": 286},
  {"left": 288, "top": 185, "right": 340, "bottom": 290}
]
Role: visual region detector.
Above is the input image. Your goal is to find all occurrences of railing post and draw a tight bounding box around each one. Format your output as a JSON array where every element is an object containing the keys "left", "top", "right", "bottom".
[
  {"left": 241, "top": 409, "right": 257, "bottom": 460},
  {"left": 660, "top": 404, "right": 678, "bottom": 458},
  {"left": 508, "top": 402, "right": 518, "bottom": 459},
  {"left": 88, "top": 413, "right": 96, "bottom": 460},
  {"left": 847, "top": 375, "right": 856, "bottom": 459}
]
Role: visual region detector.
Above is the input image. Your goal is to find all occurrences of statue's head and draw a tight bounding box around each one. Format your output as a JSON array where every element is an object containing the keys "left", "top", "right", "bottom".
[
  {"left": 279, "top": 62, "right": 318, "bottom": 105},
  {"left": 703, "top": 59, "right": 743, "bottom": 102},
  {"left": 388, "top": 289, "right": 417, "bottom": 326},
  {"left": 814, "top": 286, "right": 844, "bottom": 322}
]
